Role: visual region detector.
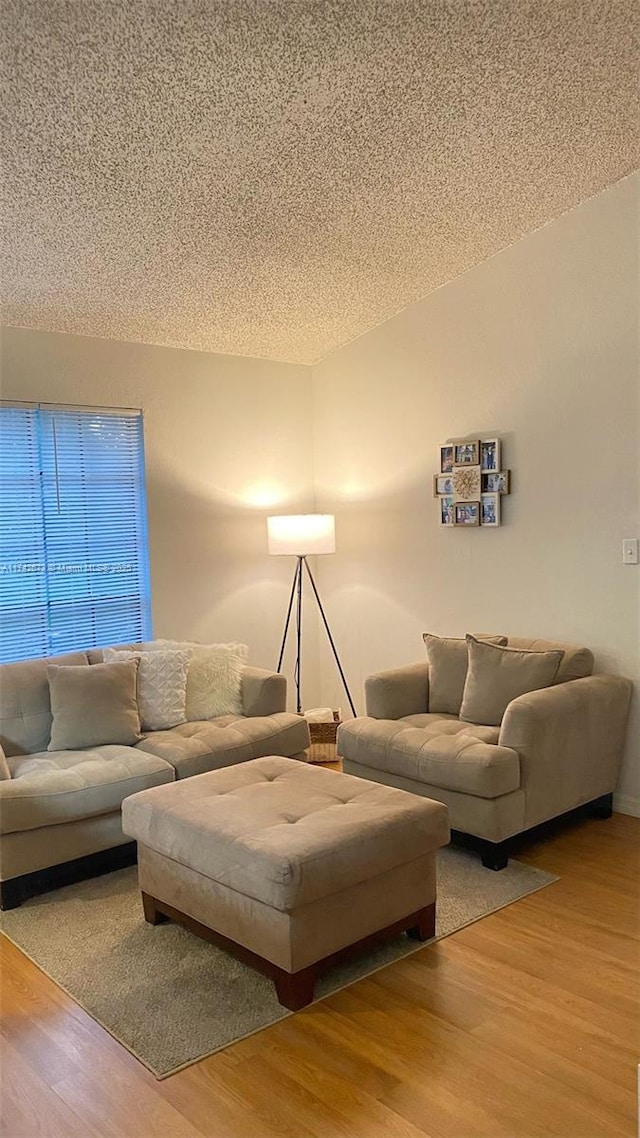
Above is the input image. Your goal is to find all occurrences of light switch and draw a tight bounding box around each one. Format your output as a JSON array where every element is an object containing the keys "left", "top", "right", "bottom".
[{"left": 622, "top": 539, "right": 639, "bottom": 565}]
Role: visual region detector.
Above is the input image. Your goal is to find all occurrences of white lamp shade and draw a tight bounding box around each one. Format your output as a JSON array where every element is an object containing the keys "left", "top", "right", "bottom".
[{"left": 267, "top": 514, "right": 336, "bottom": 556}]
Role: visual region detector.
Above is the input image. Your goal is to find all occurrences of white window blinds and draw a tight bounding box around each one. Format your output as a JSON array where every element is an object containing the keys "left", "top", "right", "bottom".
[{"left": 0, "top": 405, "right": 152, "bottom": 662}]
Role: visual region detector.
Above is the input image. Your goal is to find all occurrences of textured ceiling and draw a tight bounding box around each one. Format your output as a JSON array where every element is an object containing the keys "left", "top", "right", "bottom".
[{"left": 1, "top": 1, "right": 638, "bottom": 365}]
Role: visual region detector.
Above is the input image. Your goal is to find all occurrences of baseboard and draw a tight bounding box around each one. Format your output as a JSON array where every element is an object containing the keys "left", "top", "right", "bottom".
[{"left": 613, "top": 794, "right": 640, "bottom": 818}]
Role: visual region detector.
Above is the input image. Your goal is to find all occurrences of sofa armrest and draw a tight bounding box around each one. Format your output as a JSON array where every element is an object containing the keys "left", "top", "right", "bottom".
[
  {"left": 0, "top": 741, "right": 10, "bottom": 780},
  {"left": 365, "top": 662, "right": 430, "bottom": 720},
  {"left": 241, "top": 667, "right": 287, "bottom": 717},
  {"left": 499, "top": 675, "right": 632, "bottom": 828}
]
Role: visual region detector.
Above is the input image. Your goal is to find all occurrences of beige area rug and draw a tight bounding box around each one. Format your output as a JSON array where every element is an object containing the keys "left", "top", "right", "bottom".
[{"left": 0, "top": 848, "right": 557, "bottom": 1079}]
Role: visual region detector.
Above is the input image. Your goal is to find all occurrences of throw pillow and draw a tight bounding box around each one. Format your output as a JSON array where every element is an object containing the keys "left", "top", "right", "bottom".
[
  {"left": 48, "top": 660, "right": 142, "bottom": 750},
  {"left": 132, "top": 638, "right": 249, "bottom": 720},
  {"left": 184, "top": 642, "right": 248, "bottom": 720},
  {"left": 0, "top": 742, "right": 11, "bottom": 780},
  {"left": 459, "top": 635, "right": 564, "bottom": 726},
  {"left": 423, "top": 633, "right": 508, "bottom": 715},
  {"left": 103, "top": 647, "right": 191, "bottom": 731}
]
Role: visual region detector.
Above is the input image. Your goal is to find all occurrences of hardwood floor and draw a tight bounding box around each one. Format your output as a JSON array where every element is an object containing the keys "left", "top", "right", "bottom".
[{"left": 1, "top": 772, "right": 638, "bottom": 1138}]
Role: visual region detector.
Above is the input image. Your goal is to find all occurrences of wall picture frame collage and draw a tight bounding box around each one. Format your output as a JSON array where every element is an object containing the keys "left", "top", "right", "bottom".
[{"left": 435, "top": 437, "right": 511, "bottom": 527}]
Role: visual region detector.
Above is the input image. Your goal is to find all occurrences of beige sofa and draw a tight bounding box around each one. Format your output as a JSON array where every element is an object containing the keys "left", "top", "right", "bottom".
[
  {"left": 338, "top": 636, "right": 632, "bottom": 869},
  {"left": 0, "top": 646, "right": 310, "bottom": 908}
]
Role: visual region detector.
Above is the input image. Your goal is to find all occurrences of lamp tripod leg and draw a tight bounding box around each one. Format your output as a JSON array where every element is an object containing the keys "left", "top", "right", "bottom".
[
  {"left": 302, "top": 558, "right": 357, "bottom": 718},
  {"left": 295, "top": 556, "right": 303, "bottom": 713},
  {"left": 277, "top": 558, "right": 301, "bottom": 673}
]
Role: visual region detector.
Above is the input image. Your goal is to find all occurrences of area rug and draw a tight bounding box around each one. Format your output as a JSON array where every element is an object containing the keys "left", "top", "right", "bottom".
[{"left": 0, "top": 848, "right": 557, "bottom": 1078}]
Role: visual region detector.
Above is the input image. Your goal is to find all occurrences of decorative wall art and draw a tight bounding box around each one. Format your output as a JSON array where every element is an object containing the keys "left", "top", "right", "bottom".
[
  {"left": 434, "top": 436, "right": 511, "bottom": 527},
  {"left": 452, "top": 465, "right": 481, "bottom": 499}
]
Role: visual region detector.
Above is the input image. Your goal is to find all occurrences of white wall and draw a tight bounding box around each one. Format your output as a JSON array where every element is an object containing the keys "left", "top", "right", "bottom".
[
  {"left": 312, "top": 174, "right": 639, "bottom": 812},
  {"left": 0, "top": 328, "right": 320, "bottom": 699}
]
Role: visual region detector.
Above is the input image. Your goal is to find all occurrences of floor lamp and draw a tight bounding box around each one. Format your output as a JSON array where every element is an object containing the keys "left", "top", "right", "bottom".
[{"left": 267, "top": 514, "right": 357, "bottom": 718}]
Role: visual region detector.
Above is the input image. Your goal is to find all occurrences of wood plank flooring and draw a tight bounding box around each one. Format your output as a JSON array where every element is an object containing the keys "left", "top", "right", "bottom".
[{"left": 1, "top": 768, "right": 638, "bottom": 1138}]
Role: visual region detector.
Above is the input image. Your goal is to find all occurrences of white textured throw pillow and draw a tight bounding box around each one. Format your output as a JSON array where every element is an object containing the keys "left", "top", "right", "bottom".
[
  {"left": 103, "top": 647, "right": 191, "bottom": 731},
  {"left": 145, "top": 639, "right": 249, "bottom": 720}
]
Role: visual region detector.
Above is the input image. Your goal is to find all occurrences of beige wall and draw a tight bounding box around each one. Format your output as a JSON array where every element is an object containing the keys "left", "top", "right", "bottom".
[
  {"left": 0, "top": 328, "right": 320, "bottom": 698},
  {"left": 312, "top": 174, "right": 639, "bottom": 812}
]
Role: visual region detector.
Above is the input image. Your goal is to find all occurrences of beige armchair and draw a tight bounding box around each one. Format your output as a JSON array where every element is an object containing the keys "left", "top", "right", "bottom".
[{"left": 338, "top": 636, "right": 632, "bottom": 869}]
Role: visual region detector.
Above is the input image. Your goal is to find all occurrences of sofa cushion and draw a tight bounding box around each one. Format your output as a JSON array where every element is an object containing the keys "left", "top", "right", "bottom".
[
  {"left": 136, "top": 712, "right": 311, "bottom": 779},
  {"left": 48, "top": 660, "right": 142, "bottom": 750},
  {"left": 0, "top": 745, "right": 174, "bottom": 835},
  {"left": 103, "top": 647, "right": 191, "bottom": 730},
  {"left": 0, "top": 652, "right": 89, "bottom": 756},
  {"left": 337, "top": 717, "right": 520, "bottom": 799},
  {"left": 122, "top": 756, "right": 450, "bottom": 911},
  {"left": 460, "top": 636, "right": 563, "bottom": 726},
  {"left": 422, "top": 633, "right": 508, "bottom": 714}
]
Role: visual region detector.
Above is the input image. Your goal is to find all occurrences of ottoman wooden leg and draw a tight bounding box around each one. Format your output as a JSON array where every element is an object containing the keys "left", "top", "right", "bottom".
[
  {"left": 407, "top": 902, "right": 436, "bottom": 942},
  {"left": 142, "top": 892, "right": 167, "bottom": 925},
  {"left": 274, "top": 965, "right": 316, "bottom": 1011}
]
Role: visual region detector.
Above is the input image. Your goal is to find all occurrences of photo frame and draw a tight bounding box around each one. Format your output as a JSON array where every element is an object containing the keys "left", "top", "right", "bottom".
[
  {"left": 481, "top": 493, "right": 500, "bottom": 527},
  {"left": 483, "top": 470, "right": 510, "bottom": 494},
  {"left": 439, "top": 496, "right": 454, "bottom": 526},
  {"left": 433, "top": 474, "right": 454, "bottom": 496},
  {"left": 454, "top": 500, "right": 480, "bottom": 527},
  {"left": 440, "top": 445, "right": 454, "bottom": 473},
  {"left": 452, "top": 438, "right": 480, "bottom": 466},
  {"left": 480, "top": 438, "right": 500, "bottom": 473}
]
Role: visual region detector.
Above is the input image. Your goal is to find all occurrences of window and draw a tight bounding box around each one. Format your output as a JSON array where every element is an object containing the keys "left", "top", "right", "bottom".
[{"left": 0, "top": 404, "right": 152, "bottom": 662}]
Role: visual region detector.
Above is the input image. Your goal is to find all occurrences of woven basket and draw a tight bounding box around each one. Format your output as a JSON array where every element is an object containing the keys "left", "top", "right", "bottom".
[{"left": 308, "top": 712, "right": 341, "bottom": 744}]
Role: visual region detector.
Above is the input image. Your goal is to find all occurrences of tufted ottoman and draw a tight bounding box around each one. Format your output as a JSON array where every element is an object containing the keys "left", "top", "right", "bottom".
[{"left": 122, "top": 755, "right": 449, "bottom": 1009}]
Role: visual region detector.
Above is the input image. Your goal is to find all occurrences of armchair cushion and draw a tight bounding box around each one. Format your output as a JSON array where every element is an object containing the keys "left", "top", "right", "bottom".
[
  {"left": 460, "top": 636, "right": 563, "bottom": 726},
  {"left": 338, "top": 717, "right": 520, "bottom": 798},
  {"left": 422, "top": 632, "right": 507, "bottom": 714}
]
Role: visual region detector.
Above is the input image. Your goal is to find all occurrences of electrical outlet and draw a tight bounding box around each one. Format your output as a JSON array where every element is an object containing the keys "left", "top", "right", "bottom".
[{"left": 622, "top": 539, "right": 639, "bottom": 565}]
